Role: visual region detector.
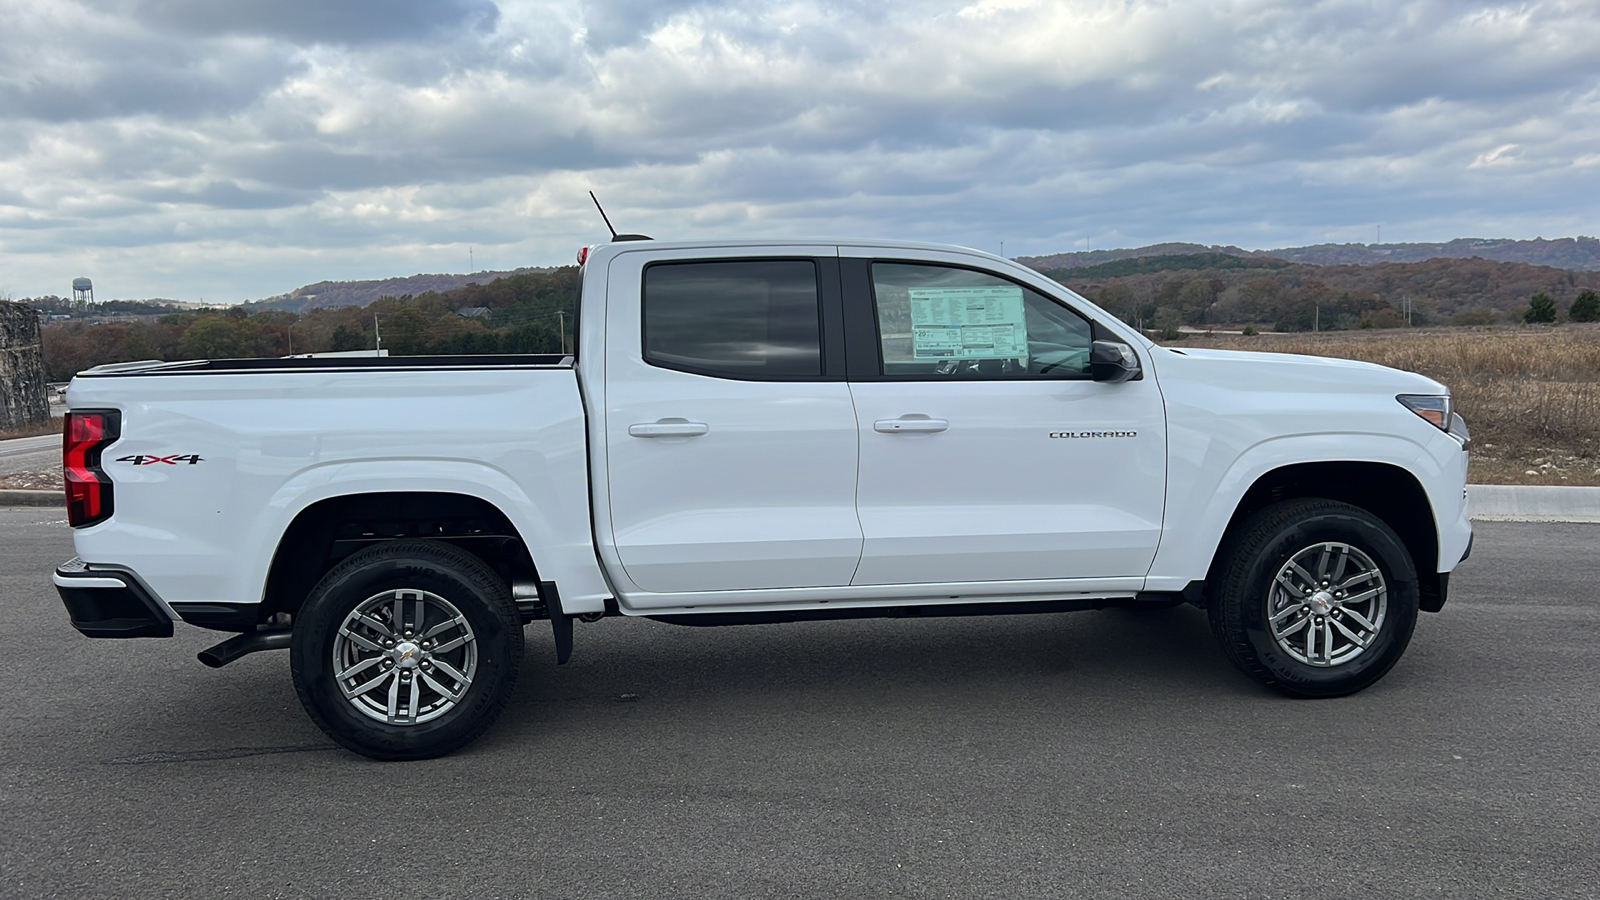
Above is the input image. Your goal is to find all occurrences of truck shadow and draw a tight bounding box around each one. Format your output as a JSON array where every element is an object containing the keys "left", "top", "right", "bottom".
[
  {"left": 101, "top": 606, "right": 1256, "bottom": 762},
  {"left": 492, "top": 605, "right": 1256, "bottom": 740}
]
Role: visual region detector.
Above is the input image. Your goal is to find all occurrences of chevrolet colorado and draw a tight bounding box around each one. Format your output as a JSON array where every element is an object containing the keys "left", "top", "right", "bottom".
[{"left": 53, "top": 238, "right": 1472, "bottom": 759}]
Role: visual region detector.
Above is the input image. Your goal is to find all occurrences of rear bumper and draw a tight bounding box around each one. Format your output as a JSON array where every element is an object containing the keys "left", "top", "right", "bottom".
[{"left": 53, "top": 558, "right": 173, "bottom": 638}]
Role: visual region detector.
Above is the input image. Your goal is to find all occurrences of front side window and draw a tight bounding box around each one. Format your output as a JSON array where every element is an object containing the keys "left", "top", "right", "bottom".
[
  {"left": 643, "top": 260, "right": 823, "bottom": 379},
  {"left": 871, "top": 263, "right": 1093, "bottom": 378}
]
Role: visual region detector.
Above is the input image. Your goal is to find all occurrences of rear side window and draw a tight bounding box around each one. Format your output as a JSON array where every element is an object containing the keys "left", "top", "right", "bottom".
[{"left": 643, "top": 260, "right": 823, "bottom": 379}]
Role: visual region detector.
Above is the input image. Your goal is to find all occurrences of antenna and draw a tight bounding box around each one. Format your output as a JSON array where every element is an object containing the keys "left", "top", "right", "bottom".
[
  {"left": 587, "top": 192, "right": 652, "bottom": 242},
  {"left": 590, "top": 191, "right": 617, "bottom": 240}
]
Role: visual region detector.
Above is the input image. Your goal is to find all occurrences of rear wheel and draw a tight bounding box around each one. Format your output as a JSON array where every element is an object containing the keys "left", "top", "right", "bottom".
[
  {"left": 1209, "top": 499, "right": 1419, "bottom": 698},
  {"left": 291, "top": 540, "right": 523, "bottom": 760}
]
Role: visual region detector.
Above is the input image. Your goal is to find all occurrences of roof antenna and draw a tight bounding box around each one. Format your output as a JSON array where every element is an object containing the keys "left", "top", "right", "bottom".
[
  {"left": 589, "top": 191, "right": 617, "bottom": 239},
  {"left": 588, "top": 191, "right": 652, "bottom": 242}
]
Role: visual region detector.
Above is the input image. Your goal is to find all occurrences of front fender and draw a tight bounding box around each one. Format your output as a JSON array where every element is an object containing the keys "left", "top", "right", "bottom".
[{"left": 1145, "top": 432, "right": 1464, "bottom": 590}]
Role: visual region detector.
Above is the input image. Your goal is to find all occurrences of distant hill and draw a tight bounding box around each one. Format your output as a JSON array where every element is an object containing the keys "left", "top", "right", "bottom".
[
  {"left": 243, "top": 267, "right": 557, "bottom": 313},
  {"left": 1046, "top": 253, "right": 1600, "bottom": 330},
  {"left": 1266, "top": 237, "right": 1600, "bottom": 268},
  {"left": 1046, "top": 252, "right": 1290, "bottom": 279},
  {"left": 239, "top": 237, "right": 1600, "bottom": 316},
  {"left": 1022, "top": 243, "right": 1260, "bottom": 270},
  {"left": 25, "top": 296, "right": 196, "bottom": 317},
  {"left": 1020, "top": 236, "right": 1600, "bottom": 271}
]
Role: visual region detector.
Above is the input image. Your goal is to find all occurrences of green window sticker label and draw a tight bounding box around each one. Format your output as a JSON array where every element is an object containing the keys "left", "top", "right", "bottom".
[{"left": 909, "top": 286, "right": 1027, "bottom": 361}]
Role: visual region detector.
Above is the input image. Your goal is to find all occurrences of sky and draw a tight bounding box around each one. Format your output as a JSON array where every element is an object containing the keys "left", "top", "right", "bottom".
[{"left": 2, "top": 0, "right": 1598, "bottom": 303}]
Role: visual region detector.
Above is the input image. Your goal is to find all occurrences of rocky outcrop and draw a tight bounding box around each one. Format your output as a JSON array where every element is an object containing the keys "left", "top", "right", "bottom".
[{"left": 0, "top": 301, "right": 49, "bottom": 431}]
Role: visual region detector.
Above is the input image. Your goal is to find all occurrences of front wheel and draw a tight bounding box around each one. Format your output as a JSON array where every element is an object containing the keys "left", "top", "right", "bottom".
[
  {"left": 1209, "top": 499, "right": 1419, "bottom": 698},
  {"left": 291, "top": 540, "right": 524, "bottom": 760}
]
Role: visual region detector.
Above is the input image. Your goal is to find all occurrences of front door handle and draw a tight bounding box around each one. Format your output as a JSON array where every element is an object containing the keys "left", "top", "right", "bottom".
[
  {"left": 629, "top": 420, "right": 710, "bottom": 438},
  {"left": 874, "top": 416, "right": 949, "bottom": 434}
]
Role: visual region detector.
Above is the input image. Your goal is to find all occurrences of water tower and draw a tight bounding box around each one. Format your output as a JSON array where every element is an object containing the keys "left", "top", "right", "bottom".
[{"left": 72, "top": 277, "right": 93, "bottom": 314}]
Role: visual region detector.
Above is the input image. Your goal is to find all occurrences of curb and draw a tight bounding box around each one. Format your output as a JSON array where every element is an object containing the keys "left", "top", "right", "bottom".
[
  {"left": 1466, "top": 484, "right": 1600, "bottom": 523},
  {"left": 0, "top": 489, "right": 61, "bottom": 507}
]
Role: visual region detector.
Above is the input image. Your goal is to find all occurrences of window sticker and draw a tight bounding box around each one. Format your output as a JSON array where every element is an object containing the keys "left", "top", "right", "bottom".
[{"left": 908, "top": 286, "right": 1028, "bottom": 360}]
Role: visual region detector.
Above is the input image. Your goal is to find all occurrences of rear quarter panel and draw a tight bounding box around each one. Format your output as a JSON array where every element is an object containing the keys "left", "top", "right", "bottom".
[{"left": 64, "top": 367, "right": 608, "bottom": 614}]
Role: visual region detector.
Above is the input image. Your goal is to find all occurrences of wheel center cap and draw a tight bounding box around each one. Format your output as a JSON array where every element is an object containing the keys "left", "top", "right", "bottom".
[
  {"left": 1308, "top": 591, "right": 1335, "bottom": 615},
  {"left": 393, "top": 641, "right": 422, "bottom": 668}
]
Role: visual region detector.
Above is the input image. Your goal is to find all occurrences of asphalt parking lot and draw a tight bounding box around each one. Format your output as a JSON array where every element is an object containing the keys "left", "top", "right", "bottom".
[{"left": 2, "top": 509, "right": 1597, "bottom": 899}]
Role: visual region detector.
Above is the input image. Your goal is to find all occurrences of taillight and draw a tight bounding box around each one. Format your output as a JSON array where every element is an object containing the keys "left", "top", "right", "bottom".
[{"left": 64, "top": 410, "right": 120, "bottom": 528}]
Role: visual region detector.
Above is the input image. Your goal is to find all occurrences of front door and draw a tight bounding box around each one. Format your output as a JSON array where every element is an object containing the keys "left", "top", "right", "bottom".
[
  {"left": 603, "top": 249, "right": 863, "bottom": 598},
  {"left": 846, "top": 257, "right": 1167, "bottom": 586}
]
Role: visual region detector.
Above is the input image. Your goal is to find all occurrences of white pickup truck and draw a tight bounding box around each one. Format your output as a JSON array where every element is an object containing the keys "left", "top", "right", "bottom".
[{"left": 54, "top": 238, "right": 1473, "bottom": 759}]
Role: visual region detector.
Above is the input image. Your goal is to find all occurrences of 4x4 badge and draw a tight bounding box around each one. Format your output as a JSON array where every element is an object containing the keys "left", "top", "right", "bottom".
[{"left": 116, "top": 454, "right": 204, "bottom": 465}]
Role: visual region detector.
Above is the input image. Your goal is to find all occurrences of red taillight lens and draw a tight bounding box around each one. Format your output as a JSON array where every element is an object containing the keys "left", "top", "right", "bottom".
[{"left": 63, "top": 410, "right": 120, "bottom": 528}]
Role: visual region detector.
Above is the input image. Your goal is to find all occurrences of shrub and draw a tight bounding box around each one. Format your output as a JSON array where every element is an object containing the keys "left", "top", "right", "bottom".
[
  {"left": 1152, "top": 306, "right": 1183, "bottom": 340},
  {"left": 1451, "top": 307, "right": 1496, "bottom": 326},
  {"left": 1570, "top": 289, "right": 1600, "bottom": 323},
  {"left": 1525, "top": 292, "right": 1558, "bottom": 324},
  {"left": 1361, "top": 308, "right": 1407, "bottom": 329}
]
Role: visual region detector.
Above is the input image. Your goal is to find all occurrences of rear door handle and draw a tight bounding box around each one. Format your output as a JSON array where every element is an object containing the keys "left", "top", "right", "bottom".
[
  {"left": 629, "top": 421, "right": 710, "bottom": 438},
  {"left": 874, "top": 417, "right": 949, "bottom": 434}
]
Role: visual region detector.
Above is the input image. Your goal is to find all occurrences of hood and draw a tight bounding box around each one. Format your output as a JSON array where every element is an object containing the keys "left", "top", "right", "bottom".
[{"left": 1158, "top": 346, "right": 1448, "bottom": 395}]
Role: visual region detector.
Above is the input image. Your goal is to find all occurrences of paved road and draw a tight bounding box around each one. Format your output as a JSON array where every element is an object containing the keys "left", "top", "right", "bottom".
[
  {"left": 0, "top": 435, "right": 56, "bottom": 458},
  {"left": 0, "top": 434, "right": 57, "bottom": 477},
  {"left": 2, "top": 511, "right": 1596, "bottom": 899}
]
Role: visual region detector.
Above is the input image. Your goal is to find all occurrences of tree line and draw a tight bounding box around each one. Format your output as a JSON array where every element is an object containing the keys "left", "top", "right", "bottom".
[
  {"left": 30, "top": 268, "right": 579, "bottom": 382},
  {"left": 1044, "top": 254, "right": 1600, "bottom": 333},
  {"left": 22, "top": 254, "right": 1600, "bottom": 380}
]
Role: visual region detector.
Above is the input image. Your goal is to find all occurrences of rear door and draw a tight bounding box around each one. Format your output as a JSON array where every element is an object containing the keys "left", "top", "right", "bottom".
[
  {"left": 602, "top": 247, "right": 862, "bottom": 599},
  {"left": 843, "top": 253, "right": 1167, "bottom": 587}
]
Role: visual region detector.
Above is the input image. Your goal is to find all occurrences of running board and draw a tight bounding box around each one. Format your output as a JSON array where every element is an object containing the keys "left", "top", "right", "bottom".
[{"left": 198, "top": 630, "right": 292, "bottom": 668}]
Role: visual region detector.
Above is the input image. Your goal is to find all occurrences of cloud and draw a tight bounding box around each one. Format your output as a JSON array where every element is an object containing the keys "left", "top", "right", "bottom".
[
  {"left": 576, "top": 0, "right": 704, "bottom": 51},
  {"left": 2, "top": 0, "right": 1598, "bottom": 302},
  {"left": 1470, "top": 144, "right": 1521, "bottom": 169},
  {"left": 130, "top": 180, "right": 314, "bottom": 210},
  {"left": 0, "top": 3, "right": 298, "bottom": 122},
  {"left": 132, "top": 0, "right": 499, "bottom": 43}
]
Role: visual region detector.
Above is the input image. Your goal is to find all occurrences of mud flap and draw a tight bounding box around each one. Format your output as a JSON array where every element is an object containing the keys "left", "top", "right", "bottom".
[{"left": 543, "top": 580, "right": 573, "bottom": 664}]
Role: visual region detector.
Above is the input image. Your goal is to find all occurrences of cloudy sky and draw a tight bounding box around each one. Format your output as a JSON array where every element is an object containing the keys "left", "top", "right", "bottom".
[{"left": 3, "top": 0, "right": 1598, "bottom": 302}]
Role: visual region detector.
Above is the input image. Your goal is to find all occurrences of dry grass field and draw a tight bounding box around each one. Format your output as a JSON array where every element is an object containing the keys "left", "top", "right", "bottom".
[
  {"left": 1178, "top": 325, "right": 1600, "bottom": 485},
  {"left": 0, "top": 416, "right": 63, "bottom": 443}
]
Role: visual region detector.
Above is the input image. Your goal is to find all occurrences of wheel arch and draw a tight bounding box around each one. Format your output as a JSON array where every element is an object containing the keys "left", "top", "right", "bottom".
[
  {"left": 229, "top": 456, "right": 611, "bottom": 623},
  {"left": 260, "top": 491, "right": 538, "bottom": 624},
  {"left": 1203, "top": 461, "right": 1442, "bottom": 609}
]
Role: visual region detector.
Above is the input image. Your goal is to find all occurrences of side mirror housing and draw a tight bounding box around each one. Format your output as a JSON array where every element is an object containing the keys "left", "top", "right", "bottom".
[{"left": 1090, "top": 341, "right": 1141, "bottom": 383}]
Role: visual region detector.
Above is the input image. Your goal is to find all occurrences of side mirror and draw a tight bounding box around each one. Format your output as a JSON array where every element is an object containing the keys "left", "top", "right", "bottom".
[{"left": 1090, "top": 341, "right": 1141, "bottom": 383}]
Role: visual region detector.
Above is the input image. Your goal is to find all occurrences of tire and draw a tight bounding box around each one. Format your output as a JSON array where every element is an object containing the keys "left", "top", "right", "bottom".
[
  {"left": 290, "top": 540, "right": 524, "bottom": 760},
  {"left": 1208, "top": 499, "right": 1419, "bottom": 698}
]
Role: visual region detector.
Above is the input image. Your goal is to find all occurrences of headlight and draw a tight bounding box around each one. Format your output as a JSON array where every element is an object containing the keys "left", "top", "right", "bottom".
[{"left": 1397, "top": 394, "right": 1451, "bottom": 431}]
